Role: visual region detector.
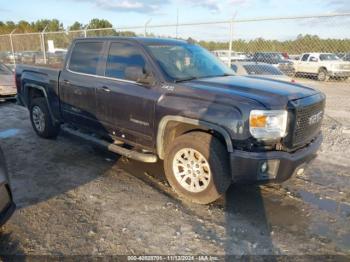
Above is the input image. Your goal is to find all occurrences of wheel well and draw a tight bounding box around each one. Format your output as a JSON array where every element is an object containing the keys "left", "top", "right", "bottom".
[
  {"left": 318, "top": 67, "right": 327, "bottom": 72},
  {"left": 29, "top": 87, "right": 45, "bottom": 103},
  {"left": 161, "top": 121, "right": 227, "bottom": 159}
]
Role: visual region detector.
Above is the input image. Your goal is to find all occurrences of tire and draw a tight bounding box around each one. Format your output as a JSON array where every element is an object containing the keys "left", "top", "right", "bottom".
[
  {"left": 30, "top": 97, "right": 60, "bottom": 139},
  {"left": 164, "top": 132, "right": 231, "bottom": 204},
  {"left": 317, "top": 68, "right": 329, "bottom": 81}
]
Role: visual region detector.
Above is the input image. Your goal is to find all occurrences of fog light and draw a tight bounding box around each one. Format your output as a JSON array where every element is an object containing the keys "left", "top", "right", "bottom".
[
  {"left": 260, "top": 161, "right": 268, "bottom": 173},
  {"left": 258, "top": 160, "right": 280, "bottom": 180}
]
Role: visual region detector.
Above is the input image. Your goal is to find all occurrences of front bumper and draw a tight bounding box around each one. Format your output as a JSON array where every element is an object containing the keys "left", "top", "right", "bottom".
[
  {"left": 0, "top": 183, "right": 16, "bottom": 226},
  {"left": 230, "top": 134, "right": 322, "bottom": 184}
]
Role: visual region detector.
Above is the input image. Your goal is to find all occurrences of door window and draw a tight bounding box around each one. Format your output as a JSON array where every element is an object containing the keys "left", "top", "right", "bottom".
[
  {"left": 69, "top": 42, "right": 104, "bottom": 75},
  {"left": 106, "top": 42, "right": 146, "bottom": 80},
  {"left": 301, "top": 54, "right": 310, "bottom": 61}
]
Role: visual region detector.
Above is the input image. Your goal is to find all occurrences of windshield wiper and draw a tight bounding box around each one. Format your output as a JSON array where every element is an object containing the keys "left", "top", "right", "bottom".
[
  {"left": 174, "top": 73, "right": 234, "bottom": 83},
  {"left": 174, "top": 76, "right": 201, "bottom": 83},
  {"left": 204, "top": 73, "right": 235, "bottom": 78}
]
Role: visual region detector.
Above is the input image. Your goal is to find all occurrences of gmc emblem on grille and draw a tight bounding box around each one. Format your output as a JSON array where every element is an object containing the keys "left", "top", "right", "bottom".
[{"left": 308, "top": 111, "right": 323, "bottom": 125}]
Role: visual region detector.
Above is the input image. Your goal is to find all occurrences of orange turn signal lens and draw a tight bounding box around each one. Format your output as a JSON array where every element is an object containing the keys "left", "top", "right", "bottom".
[{"left": 250, "top": 115, "right": 267, "bottom": 128}]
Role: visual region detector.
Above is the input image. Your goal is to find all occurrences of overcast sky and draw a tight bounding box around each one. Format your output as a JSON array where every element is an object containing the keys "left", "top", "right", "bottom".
[{"left": 0, "top": 0, "right": 349, "bottom": 40}]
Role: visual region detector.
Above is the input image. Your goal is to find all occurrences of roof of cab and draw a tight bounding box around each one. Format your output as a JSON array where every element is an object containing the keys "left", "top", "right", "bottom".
[{"left": 73, "top": 37, "right": 188, "bottom": 45}]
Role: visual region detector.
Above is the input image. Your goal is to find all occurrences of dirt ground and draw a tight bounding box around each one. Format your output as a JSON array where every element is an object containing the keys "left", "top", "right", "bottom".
[{"left": 0, "top": 78, "right": 349, "bottom": 258}]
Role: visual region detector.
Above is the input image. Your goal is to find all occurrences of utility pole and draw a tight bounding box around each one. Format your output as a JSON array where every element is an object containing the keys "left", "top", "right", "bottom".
[
  {"left": 9, "top": 28, "right": 17, "bottom": 66},
  {"left": 144, "top": 18, "right": 152, "bottom": 37},
  {"left": 83, "top": 25, "right": 88, "bottom": 38},
  {"left": 176, "top": 8, "right": 179, "bottom": 38},
  {"left": 228, "top": 12, "right": 237, "bottom": 67},
  {"left": 41, "top": 24, "right": 49, "bottom": 64}
]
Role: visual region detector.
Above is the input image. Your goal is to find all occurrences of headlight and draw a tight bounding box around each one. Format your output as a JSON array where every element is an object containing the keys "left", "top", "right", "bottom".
[{"left": 249, "top": 110, "right": 288, "bottom": 140}]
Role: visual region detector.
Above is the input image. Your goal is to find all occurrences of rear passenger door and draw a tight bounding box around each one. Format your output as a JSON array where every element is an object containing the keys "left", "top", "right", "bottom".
[
  {"left": 96, "top": 41, "right": 160, "bottom": 149},
  {"left": 60, "top": 41, "right": 106, "bottom": 130},
  {"left": 307, "top": 55, "right": 319, "bottom": 73}
]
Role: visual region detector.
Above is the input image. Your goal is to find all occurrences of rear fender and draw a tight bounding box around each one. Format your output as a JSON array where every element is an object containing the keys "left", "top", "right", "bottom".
[{"left": 25, "top": 84, "right": 58, "bottom": 124}]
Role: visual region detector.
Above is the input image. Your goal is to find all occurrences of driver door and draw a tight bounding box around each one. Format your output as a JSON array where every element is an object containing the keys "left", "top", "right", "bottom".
[{"left": 96, "top": 41, "right": 160, "bottom": 149}]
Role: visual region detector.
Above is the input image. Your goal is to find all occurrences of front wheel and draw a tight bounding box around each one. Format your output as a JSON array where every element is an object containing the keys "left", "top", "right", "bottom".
[
  {"left": 317, "top": 68, "right": 329, "bottom": 81},
  {"left": 164, "top": 132, "right": 231, "bottom": 204},
  {"left": 30, "top": 97, "right": 60, "bottom": 139}
]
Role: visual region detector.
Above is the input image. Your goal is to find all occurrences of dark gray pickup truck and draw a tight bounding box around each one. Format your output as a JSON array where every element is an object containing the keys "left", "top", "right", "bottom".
[{"left": 16, "top": 37, "right": 325, "bottom": 204}]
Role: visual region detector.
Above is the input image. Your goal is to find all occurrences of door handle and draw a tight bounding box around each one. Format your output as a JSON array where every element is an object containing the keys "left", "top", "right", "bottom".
[
  {"left": 101, "top": 86, "right": 111, "bottom": 92},
  {"left": 63, "top": 79, "right": 70, "bottom": 85}
]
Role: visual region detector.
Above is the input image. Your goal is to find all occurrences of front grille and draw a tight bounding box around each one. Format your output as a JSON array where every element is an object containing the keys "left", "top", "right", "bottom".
[{"left": 284, "top": 95, "right": 325, "bottom": 148}]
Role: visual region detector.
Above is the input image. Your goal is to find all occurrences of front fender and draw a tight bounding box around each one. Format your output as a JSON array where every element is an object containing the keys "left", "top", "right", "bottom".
[{"left": 156, "top": 115, "right": 234, "bottom": 159}]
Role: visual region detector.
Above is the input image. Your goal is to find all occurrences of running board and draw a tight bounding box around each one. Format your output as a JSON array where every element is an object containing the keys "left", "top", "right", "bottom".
[{"left": 62, "top": 126, "right": 158, "bottom": 163}]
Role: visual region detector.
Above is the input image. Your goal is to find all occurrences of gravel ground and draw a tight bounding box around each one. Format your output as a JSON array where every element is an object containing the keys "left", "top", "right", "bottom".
[{"left": 0, "top": 79, "right": 349, "bottom": 258}]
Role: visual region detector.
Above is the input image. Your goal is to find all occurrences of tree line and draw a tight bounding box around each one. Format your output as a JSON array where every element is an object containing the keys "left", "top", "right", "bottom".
[{"left": 1, "top": 19, "right": 349, "bottom": 54}]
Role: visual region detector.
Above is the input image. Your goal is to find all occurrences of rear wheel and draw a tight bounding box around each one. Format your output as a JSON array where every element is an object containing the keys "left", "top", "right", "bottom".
[
  {"left": 30, "top": 97, "right": 60, "bottom": 139},
  {"left": 317, "top": 68, "right": 329, "bottom": 81},
  {"left": 164, "top": 132, "right": 231, "bottom": 204}
]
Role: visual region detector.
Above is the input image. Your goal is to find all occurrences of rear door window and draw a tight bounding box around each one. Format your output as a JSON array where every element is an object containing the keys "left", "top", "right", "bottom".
[{"left": 69, "top": 42, "right": 104, "bottom": 75}]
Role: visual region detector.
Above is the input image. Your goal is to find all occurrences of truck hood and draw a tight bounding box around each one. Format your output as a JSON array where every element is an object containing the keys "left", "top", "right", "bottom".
[{"left": 182, "top": 75, "right": 319, "bottom": 109}]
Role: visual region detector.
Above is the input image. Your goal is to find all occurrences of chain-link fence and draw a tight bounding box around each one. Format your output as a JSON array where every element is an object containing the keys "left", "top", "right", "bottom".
[{"left": 1, "top": 13, "right": 350, "bottom": 83}]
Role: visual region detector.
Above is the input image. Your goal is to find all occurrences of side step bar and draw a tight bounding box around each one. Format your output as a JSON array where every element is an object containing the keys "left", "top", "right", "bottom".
[{"left": 62, "top": 126, "right": 158, "bottom": 163}]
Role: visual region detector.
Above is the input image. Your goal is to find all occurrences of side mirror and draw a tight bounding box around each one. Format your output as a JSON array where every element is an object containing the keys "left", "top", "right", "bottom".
[{"left": 125, "top": 66, "right": 154, "bottom": 85}]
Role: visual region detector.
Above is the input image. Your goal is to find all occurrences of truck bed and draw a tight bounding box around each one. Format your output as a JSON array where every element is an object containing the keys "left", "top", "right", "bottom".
[
  {"left": 16, "top": 64, "right": 61, "bottom": 103},
  {"left": 16, "top": 64, "right": 62, "bottom": 122}
]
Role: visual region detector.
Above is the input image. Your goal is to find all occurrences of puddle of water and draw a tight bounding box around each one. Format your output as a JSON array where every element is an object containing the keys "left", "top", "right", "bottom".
[
  {"left": 0, "top": 129, "right": 21, "bottom": 139},
  {"left": 298, "top": 190, "right": 350, "bottom": 218}
]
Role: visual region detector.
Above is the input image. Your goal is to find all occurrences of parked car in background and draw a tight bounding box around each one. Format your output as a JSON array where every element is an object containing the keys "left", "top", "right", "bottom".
[
  {"left": 281, "top": 52, "right": 290, "bottom": 60},
  {"left": 0, "top": 146, "right": 16, "bottom": 226},
  {"left": 336, "top": 53, "right": 345, "bottom": 60},
  {"left": 0, "top": 63, "right": 17, "bottom": 101},
  {"left": 0, "top": 52, "right": 8, "bottom": 64},
  {"left": 47, "top": 51, "right": 67, "bottom": 66},
  {"left": 0, "top": 52, "right": 22, "bottom": 64},
  {"left": 294, "top": 53, "right": 350, "bottom": 81},
  {"left": 21, "top": 51, "right": 40, "bottom": 64},
  {"left": 20, "top": 51, "right": 66, "bottom": 66},
  {"left": 289, "top": 54, "right": 301, "bottom": 61},
  {"left": 212, "top": 50, "right": 248, "bottom": 64},
  {"left": 251, "top": 52, "right": 295, "bottom": 76},
  {"left": 16, "top": 37, "right": 325, "bottom": 204},
  {"left": 342, "top": 53, "right": 350, "bottom": 62},
  {"left": 231, "top": 62, "right": 294, "bottom": 82}
]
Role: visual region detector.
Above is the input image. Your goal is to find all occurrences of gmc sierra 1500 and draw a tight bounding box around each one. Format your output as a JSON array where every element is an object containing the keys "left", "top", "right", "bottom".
[{"left": 16, "top": 37, "right": 325, "bottom": 204}]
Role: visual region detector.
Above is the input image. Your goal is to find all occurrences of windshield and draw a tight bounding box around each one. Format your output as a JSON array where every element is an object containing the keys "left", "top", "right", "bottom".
[
  {"left": 146, "top": 43, "right": 234, "bottom": 82},
  {"left": 0, "top": 64, "right": 12, "bottom": 75},
  {"left": 243, "top": 64, "right": 283, "bottom": 75},
  {"left": 319, "top": 54, "right": 340, "bottom": 61}
]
